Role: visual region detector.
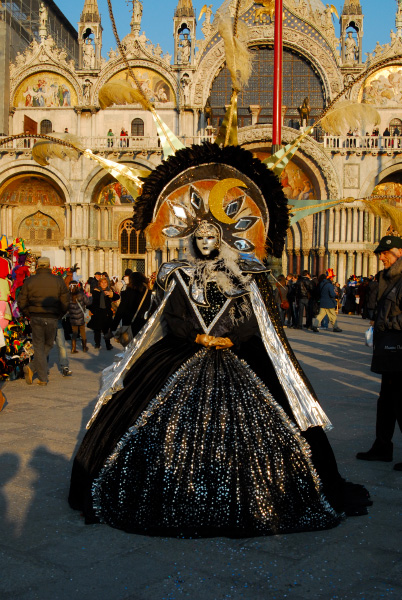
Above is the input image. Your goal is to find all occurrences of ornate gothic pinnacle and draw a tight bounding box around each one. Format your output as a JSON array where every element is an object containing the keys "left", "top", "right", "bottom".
[{"left": 80, "top": 0, "right": 101, "bottom": 23}]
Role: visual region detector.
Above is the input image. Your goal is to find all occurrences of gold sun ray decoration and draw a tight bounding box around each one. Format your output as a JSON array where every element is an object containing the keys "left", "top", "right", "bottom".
[{"left": 213, "top": 0, "right": 254, "bottom": 147}]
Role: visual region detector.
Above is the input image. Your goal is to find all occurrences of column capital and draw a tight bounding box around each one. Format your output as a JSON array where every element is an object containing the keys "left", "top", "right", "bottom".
[{"left": 301, "top": 249, "right": 310, "bottom": 257}]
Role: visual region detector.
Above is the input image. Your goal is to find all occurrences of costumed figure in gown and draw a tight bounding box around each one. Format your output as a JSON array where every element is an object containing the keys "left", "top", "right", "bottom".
[{"left": 69, "top": 143, "right": 371, "bottom": 536}]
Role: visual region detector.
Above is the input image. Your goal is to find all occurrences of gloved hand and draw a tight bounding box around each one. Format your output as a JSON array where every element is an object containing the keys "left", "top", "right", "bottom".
[
  {"left": 195, "top": 334, "right": 215, "bottom": 347},
  {"left": 212, "top": 337, "right": 234, "bottom": 350}
]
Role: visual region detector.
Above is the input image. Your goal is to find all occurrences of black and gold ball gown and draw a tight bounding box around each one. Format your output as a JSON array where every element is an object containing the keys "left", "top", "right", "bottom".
[{"left": 69, "top": 256, "right": 369, "bottom": 536}]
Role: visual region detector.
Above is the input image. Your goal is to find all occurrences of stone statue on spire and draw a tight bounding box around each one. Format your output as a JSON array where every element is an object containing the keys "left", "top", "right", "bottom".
[
  {"left": 130, "top": 0, "right": 143, "bottom": 36},
  {"left": 39, "top": 2, "right": 48, "bottom": 40},
  {"left": 396, "top": 0, "right": 402, "bottom": 37}
]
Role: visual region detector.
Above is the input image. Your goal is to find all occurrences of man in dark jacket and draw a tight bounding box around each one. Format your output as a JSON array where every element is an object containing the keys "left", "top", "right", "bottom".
[
  {"left": 356, "top": 236, "right": 402, "bottom": 471},
  {"left": 18, "top": 256, "right": 70, "bottom": 385},
  {"left": 295, "top": 270, "right": 314, "bottom": 329},
  {"left": 312, "top": 271, "right": 342, "bottom": 333}
]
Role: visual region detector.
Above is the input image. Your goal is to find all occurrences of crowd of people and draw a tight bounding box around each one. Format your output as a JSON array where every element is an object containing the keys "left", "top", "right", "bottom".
[
  {"left": 15, "top": 262, "right": 153, "bottom": 386},
  {"left": 273, "top": 270, "right": 379, "bottom": 331}
]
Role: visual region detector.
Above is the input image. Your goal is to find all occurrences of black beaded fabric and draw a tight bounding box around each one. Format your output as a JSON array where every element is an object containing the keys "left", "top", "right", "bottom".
[{"left": 92, "top": 347, "right": 341, "bottom": 537}]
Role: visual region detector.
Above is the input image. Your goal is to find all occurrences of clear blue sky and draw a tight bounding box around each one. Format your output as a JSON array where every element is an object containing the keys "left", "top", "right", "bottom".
[{"left": 55, "top": 0, "right": 398, "bottom": 60}]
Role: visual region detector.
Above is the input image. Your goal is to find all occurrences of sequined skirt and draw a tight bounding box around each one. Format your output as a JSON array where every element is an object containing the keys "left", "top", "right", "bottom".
[{"left": 92, "top": 348, "right": 341, "bottom": 536}]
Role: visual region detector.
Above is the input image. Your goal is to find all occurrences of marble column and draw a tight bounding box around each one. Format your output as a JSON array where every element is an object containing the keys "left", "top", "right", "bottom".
[
  {"left": 75, "top": 246, "right": 82, "bottom": 271},
  {"left": 77, "top": 205, "right": 84, "bottom": 239},
  {"left": 249, "top": 105, "right": 261, "bottom": 125},
  {"left": 311, "top": 251, "right": 317, "bottom": 275},
  {"left": 81, "top": 246, "right": 88, "bottom": 282},
  {"left": 328, "top": 208, "right": 335, "bottom": 243},
  {"left": 103, "top": 208, "right": 109, "bottom": 241},
  {"left": 89, "top": 205, "right": 96, "bottom": 239},
  {"left": 369, "top": 213, "right": 376, "bottom": 244},
  {"left": 368, "top": 253, "right": 377, "bottom": 276},
  {"left": 374, "top": 216, "right": 380, "bottom": 242},
  {"left": 303, "top": 249, "right": 310, "bottom": 273},
  {"left": 294, "top": 250, "right": 301, "bottom": 274},
  {"left": 71, "top": 246, "right": 77, "bottom": 266},
  {"left": 341, "top": 208, "right": 347, "bottom": 242},
  {"left": 108, "top": 209, "right": 113, "bottom": 241},
  {"left": 70, "top": 205, "right": 77, "bottom": 238},
  {"left": 338, "top": 251, "right": 346, "bottom": 285},
  {"left": 64, "top": 247, "right": 71, "bottom": 269},
  {"left": 362, "top": 252, "right": 369, "bottom": 277},
  {"left": 97, "top": 208, "right": 102, "bottom": 240},
  {"left": 98, "top": 248, "right": 104, "bottom": 272},
  {"left": 83, "top": 205, "right": 89, "bottom": 241},
  {"left": 355, "top": 251, "right": 363, "bottom": 275},
  {"left": 66, "top": 205, "right": 71, "bottom": 239},
  {"left": 359, "top": 208, "right": 364, "bottom": 241},
  {"left": 103, "top": 248, "right": 109, "bottom": 274},
  {"left": 363, "top": 210, "right": 370, "bottom": 242},
  {"left": 318, "top": 248, "right": 325, "bottom": 274},
  {"left": 345, "top": 208, "right": 352, "bottom": 242},
  {"left": 352, "top": 207, "right": 359, "bottom": 242},
  {"left": 346, "top": 251, "right": 355, "bottom": 278},
  {"left": 7, "top": 206, "right": 13, "bottom": 237},
  {"left": 113, "top": 249, "right": 119, "bottom": 276},
  {"left": 193, "top": 109, "right": 199, "bottom": 139},
  {"left": 76, "top": 109, "right": 82, "bottom": 136},
  {"left": 334, "top": 207, "right": 341, "bottom": 243},
  {"left": 89, "top": 247, "right": 95, "bottom": 277}
]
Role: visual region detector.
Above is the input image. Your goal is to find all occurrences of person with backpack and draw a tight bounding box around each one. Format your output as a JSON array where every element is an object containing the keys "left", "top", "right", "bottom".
[{"left": 311, "top": 270, "right": 342, "bottom": 333}]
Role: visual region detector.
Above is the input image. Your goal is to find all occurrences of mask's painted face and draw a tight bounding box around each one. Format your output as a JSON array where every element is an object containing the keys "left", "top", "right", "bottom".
[
  {"left": 194, "top": 222, "right": 220, "bottom": 256},
  {"left": 195, "top": 233, "right": 219, "bottom": 256}
]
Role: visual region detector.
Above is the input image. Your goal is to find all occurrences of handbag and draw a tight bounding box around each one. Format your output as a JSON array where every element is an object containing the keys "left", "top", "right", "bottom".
[
  {"left": 77, "top": 300, "right": 91, "bottom": 325},
  {"left": 114, "top": 288, "right": 149, "bottom": 347},
  {"left": 277, "top": 286, "right": 289, "bottom": 311}
]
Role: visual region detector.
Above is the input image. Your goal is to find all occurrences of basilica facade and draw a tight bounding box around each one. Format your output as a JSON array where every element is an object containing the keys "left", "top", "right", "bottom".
[{"left": 1, "top": 0, "right": 402, "bottom": 283}]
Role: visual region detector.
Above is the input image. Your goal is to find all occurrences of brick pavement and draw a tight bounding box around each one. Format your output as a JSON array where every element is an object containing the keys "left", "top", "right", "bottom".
[{"left": 0, "top": 315, "right": 401, "bottom": 600}]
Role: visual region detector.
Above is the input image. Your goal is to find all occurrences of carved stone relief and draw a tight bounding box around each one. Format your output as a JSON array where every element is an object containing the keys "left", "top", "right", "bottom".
[{"left": 344, "top": 164, "right": 360, "bottom": 189}]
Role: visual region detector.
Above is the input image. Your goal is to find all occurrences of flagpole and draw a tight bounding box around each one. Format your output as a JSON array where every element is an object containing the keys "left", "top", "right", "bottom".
[{"left": 272, "top": 0, "right": 283, "bottom": 154}]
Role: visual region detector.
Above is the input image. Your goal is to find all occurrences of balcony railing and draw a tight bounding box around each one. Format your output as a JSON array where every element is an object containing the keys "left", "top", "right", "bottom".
[
  {"left": 0, "top": 134, "right": 215, "bottom": 153},
  {"left": 323, "top": 135, "right": 402, "bottom": 152}
]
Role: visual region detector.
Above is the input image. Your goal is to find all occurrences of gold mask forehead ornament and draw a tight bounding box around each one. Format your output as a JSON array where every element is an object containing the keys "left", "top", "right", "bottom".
[{"left": 194, "top": 221, "right": 221, "bottom": 238}]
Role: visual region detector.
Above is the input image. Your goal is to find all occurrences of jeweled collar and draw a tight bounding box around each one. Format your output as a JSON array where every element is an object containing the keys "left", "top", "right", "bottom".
[{"left": 157, "top": 256, "right": 268, "bottom": 306}]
